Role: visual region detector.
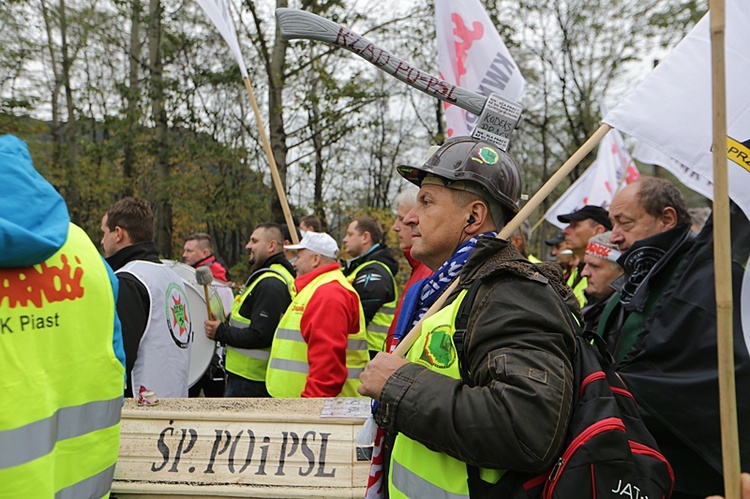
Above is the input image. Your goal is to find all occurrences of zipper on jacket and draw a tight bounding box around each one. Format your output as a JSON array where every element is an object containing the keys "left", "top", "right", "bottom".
[{"left": 544, "top": 417, "right": 626, "bottom": 497}]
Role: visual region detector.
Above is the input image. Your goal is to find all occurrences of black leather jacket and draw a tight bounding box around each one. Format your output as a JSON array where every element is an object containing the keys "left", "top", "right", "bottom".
[{"left": 376, "top": 237, "right": 578, "bottom": 473}]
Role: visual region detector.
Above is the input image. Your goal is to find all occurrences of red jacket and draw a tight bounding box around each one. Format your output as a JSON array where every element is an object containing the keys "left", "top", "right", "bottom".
[
  {"left": 295, "top": 263, "right": 362, "bottom": 398},
  {"left": 193, "top": 254, "right": 229, "bottom": 282},
  {"left": 385, "top": 249, "right": 432, "bottom": 351}
]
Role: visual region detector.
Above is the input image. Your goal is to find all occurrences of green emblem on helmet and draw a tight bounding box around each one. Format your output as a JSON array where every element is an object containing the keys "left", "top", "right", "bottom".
[
  {"left": 419, "top": 324, "right": 456, "bottom": 369},
  {"left": 472, "top": 146, "right": 499, "bottom": 165}
]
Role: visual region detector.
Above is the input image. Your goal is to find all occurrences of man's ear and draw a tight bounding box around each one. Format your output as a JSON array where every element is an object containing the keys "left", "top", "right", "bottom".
[
  {"left": 660, "top": 206, "right": 678, "bottom": 230},
  {"left": 465, "top": 201, "right": 492, "bottom": 233}
]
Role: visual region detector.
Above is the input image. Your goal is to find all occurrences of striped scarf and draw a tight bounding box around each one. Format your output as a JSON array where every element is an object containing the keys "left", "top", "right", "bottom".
[{"left": 393, "top": 232, "right": 494, "bottom": 344}]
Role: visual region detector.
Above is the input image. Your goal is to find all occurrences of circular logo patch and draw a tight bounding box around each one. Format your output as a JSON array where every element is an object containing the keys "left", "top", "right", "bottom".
[
  {"left": 419, "top": 324, "right": 456, "bottom": 369},
  {"left": 166, "top": 283, "right": 191, "bottom": 349}
]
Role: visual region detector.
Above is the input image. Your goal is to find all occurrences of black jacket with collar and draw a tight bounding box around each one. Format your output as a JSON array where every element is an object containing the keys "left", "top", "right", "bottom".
[{"left": 214, "top": 252, "right": 295, "bottom": 350}]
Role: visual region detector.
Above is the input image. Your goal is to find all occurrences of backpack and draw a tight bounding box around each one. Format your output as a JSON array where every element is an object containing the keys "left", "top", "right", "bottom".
[{"left": 453, "top": 274, "right": 675, "bottom": 499}]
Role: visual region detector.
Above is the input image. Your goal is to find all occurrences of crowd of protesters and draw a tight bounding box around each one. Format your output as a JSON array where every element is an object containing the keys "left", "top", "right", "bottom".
[{"left": 3, "top": 132, "right": 748, "bottom": 498}]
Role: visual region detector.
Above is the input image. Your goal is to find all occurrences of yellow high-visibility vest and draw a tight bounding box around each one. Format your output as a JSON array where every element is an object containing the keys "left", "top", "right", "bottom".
[
  {"left": 0, "top": 223, "right": 124, "bottom": 498},
  {"left": 567, "top": 266, "right": 588, "bottom": 307},
  {"left": 347, "top": 260, "right": 398, "bottom": 353},
  {"left": 389, "top": 289, "right": 505, "bottom": 498},
  {"left": 266, "top": 269, "right": 368, "bottom": 398},
  {"left": 226, "top": 263, "right": 295, "bottom": 382}
]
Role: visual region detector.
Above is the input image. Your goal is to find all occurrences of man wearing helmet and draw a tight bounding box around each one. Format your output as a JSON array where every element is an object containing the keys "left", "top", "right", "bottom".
[{"left": 359, "top": 136, "right": 579, "bottom": 498}]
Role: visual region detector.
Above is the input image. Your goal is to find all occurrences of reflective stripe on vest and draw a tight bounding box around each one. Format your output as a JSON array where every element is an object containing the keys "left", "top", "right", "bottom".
[
  {"left": 56, "top": 463, "right": 117, "bottom": 499},
  {"left": 0, "top": 223, "right": 124, "bottom": 498},
  {"left": 266, "top": 269, "right": 368, "bottom": 398},
  {"left": 389, "top": 289, "right": 505, "bottom": 498},
  {"left": 0, "top": 398, "right": 121, "bottom": 469},
  {"left": 347, "top": 260, "right": 398, "bottom": 353},
  {"left": 391, "top": 459, "right": 468, "bottom": 499},
  {"left": 226, "top": 264, "right": 295, "bottom": 381}
]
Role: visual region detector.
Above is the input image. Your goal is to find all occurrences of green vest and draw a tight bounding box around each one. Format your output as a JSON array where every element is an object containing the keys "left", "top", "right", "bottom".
[
  {"left": 266, "top": 269, "right": 368, "bottom": 398},
  {"left": 567, "top": 265, "right": 588, "bottom": 307},
  {"left": 225, "top": 263, "right": 295, "bottom": 382},
  {"left": 0, "top": 223, "right": 125, "bottom": 498},
  {"left": 348, "top": 260, "right": 398, "bottom": 353},
  {"left": 389, "top": 289, "right": 505, "bottom": 498}
]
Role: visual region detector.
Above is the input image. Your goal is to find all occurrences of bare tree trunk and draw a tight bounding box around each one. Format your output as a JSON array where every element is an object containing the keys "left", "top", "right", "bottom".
[
  {"left": 435, "top": 98, "right": 446, "bottom": 144},
  {"left": 123, "top": 0, "right": 142, "bottom": 197},
  {"left": 148, "top": 0, "right": 171, "bottom": 256},
  {"left": 268, "top": 0, "right": 289, "bottom": 223},
  {"left": 40, "top": 0, "right": 63, "bottom": 181},
  {"left": 58, "top": 0, "right": 81, "bottom": 221},
  {"left": 308, "top": 78, "right": 328, "bottom": 231}
]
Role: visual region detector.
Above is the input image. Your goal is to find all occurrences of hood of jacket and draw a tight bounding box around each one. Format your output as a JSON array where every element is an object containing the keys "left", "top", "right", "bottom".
[{"left": 0, "top": 135, "right": 70, "bottom": 268}]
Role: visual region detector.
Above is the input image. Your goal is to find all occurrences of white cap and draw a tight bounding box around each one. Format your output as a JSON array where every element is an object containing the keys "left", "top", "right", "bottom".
[{"left": 284, "top": 231, "right": 339, "bottom": 259}]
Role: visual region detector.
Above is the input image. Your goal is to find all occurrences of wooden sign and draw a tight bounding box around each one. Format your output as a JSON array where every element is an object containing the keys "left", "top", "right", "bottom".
[{"left": 112, "top": 398, "right": 372, "bottom": 498}]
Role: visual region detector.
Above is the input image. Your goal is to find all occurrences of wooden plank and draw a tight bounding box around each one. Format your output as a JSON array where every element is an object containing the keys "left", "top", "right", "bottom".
[{"left": 112, "top": 398, "right": 372, "bottom": 498}]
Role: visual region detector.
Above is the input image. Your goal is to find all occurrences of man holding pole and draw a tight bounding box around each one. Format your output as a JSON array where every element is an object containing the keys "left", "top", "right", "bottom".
[
  {"left": 358, "top": 136, "right": 579, "bottom": 497},
  {"left": 204, "top": 223, "right": 295, "bottom": 397}
]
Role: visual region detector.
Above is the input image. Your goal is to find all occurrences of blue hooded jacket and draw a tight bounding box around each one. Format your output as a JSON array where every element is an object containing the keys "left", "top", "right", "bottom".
[{"left": 0, "top": 134, "right": 125, "bottom": 370}]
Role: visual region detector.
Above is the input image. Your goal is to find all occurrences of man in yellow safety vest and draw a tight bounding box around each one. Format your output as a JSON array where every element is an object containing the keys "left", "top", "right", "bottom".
[
  {"left": 266, "top": 231, "right": 369, "bottom": 398},
  {"left": 342, "top": 216, "right": 399, "bottom": 356},
  {"left": 358, "top": 136, "right": 579, "bottom": 498},
  {"left": 204, "top": 223, "right": 295, "bottom": 397}
]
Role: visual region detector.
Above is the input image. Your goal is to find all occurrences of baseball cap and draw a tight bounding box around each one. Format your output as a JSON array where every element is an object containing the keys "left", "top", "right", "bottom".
[
  {"left": 284, "top": 231, "right": 339, "bottom": 259},
  {"left": 545, "top": 230, "right": 565, "bottom": 246},
  {"left": 557, "top": 205, "right": 613, "bottom": 230}
]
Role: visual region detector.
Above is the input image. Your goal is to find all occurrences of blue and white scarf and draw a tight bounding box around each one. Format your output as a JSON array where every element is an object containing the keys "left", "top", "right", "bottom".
[{"left": 392, "top": 232, "right": 496, "bottom": 345}]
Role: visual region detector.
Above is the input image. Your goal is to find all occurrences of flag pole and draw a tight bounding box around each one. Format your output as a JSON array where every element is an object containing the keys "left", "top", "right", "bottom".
[
  {"left": 243, "top": 77, "right": 299, "bottom": 244},
  {"left": 708, "top": 0, "right": 741, "bottom": 497},
  {"left": 393, "top": 123, "right": 611, "bottom": 356}
]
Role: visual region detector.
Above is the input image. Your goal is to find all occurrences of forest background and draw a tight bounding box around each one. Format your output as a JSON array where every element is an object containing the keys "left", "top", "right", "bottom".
[{"left": 0, "top": 0, "right": 709, "bottom": 280}]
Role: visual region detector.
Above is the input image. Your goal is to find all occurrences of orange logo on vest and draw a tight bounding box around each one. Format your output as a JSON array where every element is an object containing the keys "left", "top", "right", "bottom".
[{"left": 0, "top": 254, "right": 84, "bottom": 308}]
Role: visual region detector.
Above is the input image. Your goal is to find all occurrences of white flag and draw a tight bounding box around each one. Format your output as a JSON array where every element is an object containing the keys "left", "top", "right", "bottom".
[
  {"left": 544, "top": 161, "right": 596, "bottom": 229},
  {"left": 435, "top": 0, "right": 524, "bottom": 138},
  {"left": 632, "top": 140, "right": 714, "bottom": 200},
  {"left": 195, "top": 0, "right": 248, "bottom": 78},
  {"left": 603, "top": 1, "right": 750, "bottom": 352},
  {"left": 603, "top": 3, "right": 750, "bottom": 217},
  {"left": 544, "top": 127, "right": 639, "bottom": 229}
]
